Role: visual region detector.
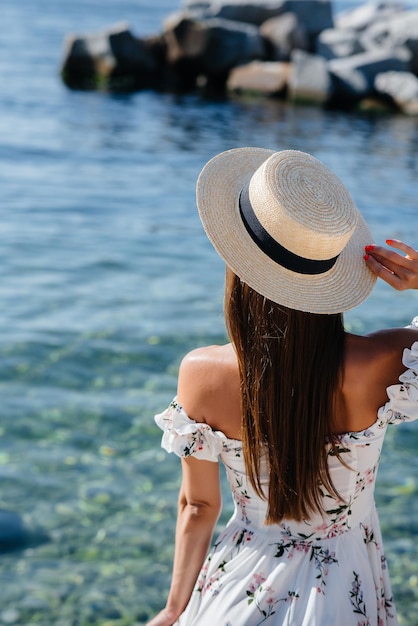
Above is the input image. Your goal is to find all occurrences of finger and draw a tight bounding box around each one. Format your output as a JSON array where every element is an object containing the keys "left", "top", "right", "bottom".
[
  {"left": 364, "top": 254, "right": 406, "bottom": 290},
  {"left": 385, "top": 239, "right": 418, "bottom": 260},
  {"left": 366, "top": 244, "right": 416, "bottom": 271}
]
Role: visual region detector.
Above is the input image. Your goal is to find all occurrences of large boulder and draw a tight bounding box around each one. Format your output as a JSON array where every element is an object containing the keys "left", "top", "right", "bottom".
[
  {"left": 62, "top": 30, "right": 115, "bottom": 88},
  {"left": 375, "top": 70, "right": 418, "bottom": 114},
  {"left": 282, "top": 0, "right": 333, "bottom": 44},
  {"left": 288, "top": 49, "right": 332, "bottom": 104},
  {"left": 328, "top": 47, "right": 411, "bottom": 104},
  {"left": 183, "top": 0, "right": 333, "bottom": 39},
  {"left": 183, "top": 0, "right": 288, "bottom": 25},
  {"left": 360, "top": 10, "right": 418, "bottom": 74},
  {"left": 335, "top": 1, "right": 405, "bottom": 32},
  {"left": 163, "top": 13, "right": 264, "bottom": 86},
  {"left": 316, "top": 28, "right": 364, "bottom": 60},
  {"left": 261, "top": 13, "right": 309, "bottom": 61},
  {"left": 62, "top": 23, "right": 164, "bottom": 90},
  {"left": 227, "top": 60, "right": 290, "bottom": 95}
]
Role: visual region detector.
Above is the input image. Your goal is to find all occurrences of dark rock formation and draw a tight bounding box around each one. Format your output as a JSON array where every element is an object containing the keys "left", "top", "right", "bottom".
[
  {"left": 261, "top": 13, "right": 309, "bottom": 61},
  {"left": 163, "top": 13, "right": 265, "bottom": 89},
  {"left": 60, "top": 1, "right": 418, "bottom": 114},
  {"left": 62, "top": 23, "right": 166, "bottom": 91}
]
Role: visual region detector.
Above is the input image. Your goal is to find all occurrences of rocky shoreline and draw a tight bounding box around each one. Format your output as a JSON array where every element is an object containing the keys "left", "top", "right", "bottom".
[{"left": 61, "top": 1, "right": 418, "bottom": 114}]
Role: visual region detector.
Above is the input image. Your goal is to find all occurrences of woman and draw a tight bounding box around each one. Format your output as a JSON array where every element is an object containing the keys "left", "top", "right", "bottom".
[{"left": 147, "top": 148, "right": 418, "bottom": 626}]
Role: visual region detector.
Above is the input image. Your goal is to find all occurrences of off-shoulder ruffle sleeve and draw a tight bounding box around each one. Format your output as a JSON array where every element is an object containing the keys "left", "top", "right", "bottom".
[
  {"left": 406, "top": 315, "right": 418, "bottom": 329},
  {"left": 378, "top": 341, "right": 418, "bottom": 425},
  {"left": 154, "top": 397, "right": 226, "bottom": 462}
]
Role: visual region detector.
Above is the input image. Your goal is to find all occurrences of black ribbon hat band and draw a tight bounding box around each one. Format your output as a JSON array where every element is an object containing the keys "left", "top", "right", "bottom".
[{"left": 238, "top": 185, "right": 339, "bottom": 276}]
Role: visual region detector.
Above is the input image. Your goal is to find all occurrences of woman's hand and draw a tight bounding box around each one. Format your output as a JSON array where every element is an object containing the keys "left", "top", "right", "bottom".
[
  {"left": 146, "top": 607, "right": 179, "bottom": 626},
  {"left": 364, "top": 239, "right": 418, "bottom": 290}
]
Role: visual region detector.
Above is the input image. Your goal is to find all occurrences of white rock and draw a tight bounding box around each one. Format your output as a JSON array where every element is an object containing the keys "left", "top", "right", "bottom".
[
  {"left": 335, "top": 1, "right": 405, "bottom": 32},
  {"left": 375, "top": 70, "right": 418, "bottom": 114},
  {"left": 317, "top": 28, "right": 364, "bottom": 60},
  {"left": 227, "top": 60, "right": 290, "bottom": 94},
  {"left": 288, "top": 50, "right": 331, "bottom": 103}
]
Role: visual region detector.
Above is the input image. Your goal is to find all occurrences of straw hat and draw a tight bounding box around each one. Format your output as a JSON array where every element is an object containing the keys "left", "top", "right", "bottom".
[{"left": 196, "top": 147, "right": 376, "bottom": 314}]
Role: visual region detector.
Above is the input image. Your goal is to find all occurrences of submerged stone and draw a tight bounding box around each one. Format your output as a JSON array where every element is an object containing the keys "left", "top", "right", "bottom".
[
  {"left": 0, "top": 510, "right": 27, "bottom": 551},
  {"left": 0, "top": 510, "right": 48, "bottom": 553}
]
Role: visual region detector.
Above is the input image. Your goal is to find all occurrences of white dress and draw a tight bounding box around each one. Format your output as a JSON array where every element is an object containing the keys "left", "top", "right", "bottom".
[{"left": 155, "top": 342, "right": 418, "bottom": 626}]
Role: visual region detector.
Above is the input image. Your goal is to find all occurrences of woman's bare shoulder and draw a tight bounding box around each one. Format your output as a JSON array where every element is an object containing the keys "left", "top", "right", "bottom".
[
  {"left": 346, "top": 326, "right": 418, "bottom": 381},
  {"left": 340, "top": 326, "right": 418, "bottom": 431},
  {"left": 364, "top": 327, "right": 418, "bottom": 369},
  {"left": 176, "top": 343, "right": 241, "bottom": 436},
  {"left": 178, "top": 344, "right": 238, "bottom": 386}
]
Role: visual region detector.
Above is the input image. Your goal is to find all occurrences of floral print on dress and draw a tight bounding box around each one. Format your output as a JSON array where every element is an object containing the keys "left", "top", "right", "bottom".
[
  {"left": 246, "top": 573, "right": 299, "bottom": 625},
  {"left": 230, "top": 528, "right": 254, "bottom": 553},
  {"left": 223, "top": 442, "right": 243, "bottom": 457},
  {"left": 355, "top": 463, "right": 379, "bottom": 495},
  {"left": 349, "top": 571, "right": 371, "bottom": 626},
  {"left": 272, "top": 527, "right": 338, "bottom": 594},
  {"left": 232, "top": 476, "right": 252, "bottom": 525},
  {"left": 196, "top": 527, "right": 256, "bottom": 599}
]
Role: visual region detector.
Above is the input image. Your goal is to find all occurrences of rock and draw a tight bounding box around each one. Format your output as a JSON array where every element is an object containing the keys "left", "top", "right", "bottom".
[
  {"left": 183, "top": 0, "right": 288, "bottom": 25},
  {"left": 163, "top": 13, "right": 264, "bottom": 87},
  {"left": 360, "top": 10, "right": 418, "bottom": 75},
  {"left": 62, "top": 27, "right": 116, "bottom": 87},
  {"left": 288, "top": 49, "right": 332, "bottom": 104},
  {"left": 0, "top": 510, "right": 27, "bottom": 551},
  {"left": 375, "top": 70, "right": 418, "bottom": 114},
  {"left": 281, "top": 0, "right": 334, "bottom": 45},
  {"left": 316, "top": 28, "right": 364, "bottom": 60},
  {"left": 227, "top": 60, "right": 290, "bottom": 95},
  {"left": 61, "top": 23, "right": 164, "bottom": 90},
  {"left": 335, "top": 1, "right": 405, "bottom": 32},
  {"left": 0, "top": 510, "right": 49, "bottom": 553},
  {"left": 183, "top": 0, "right": 333, "bottom": 38},
  {"left": 328, "top": 47, "right": 411, "bottom": 104},
  {"left": 0, "top": 608, "right": 20, "bottom": 625},
  {"left": 109, "top": 28, "right": 158, "bottom": 72},
  {"left": 260, "top": 13, "right": 309, "bottom": 61},
  {"left": 58, "top": 0, "right": 418, "bottom": 115}
]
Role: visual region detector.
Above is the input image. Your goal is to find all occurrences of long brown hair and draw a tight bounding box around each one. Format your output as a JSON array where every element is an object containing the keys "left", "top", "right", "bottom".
[{"left": 224, "top": 268, "right": 346, "bottom": 524}]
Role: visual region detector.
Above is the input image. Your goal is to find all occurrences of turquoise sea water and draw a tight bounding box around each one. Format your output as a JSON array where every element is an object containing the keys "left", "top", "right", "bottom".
[{"left": 1, "top": 0, "right": 418, "bottom": 624}]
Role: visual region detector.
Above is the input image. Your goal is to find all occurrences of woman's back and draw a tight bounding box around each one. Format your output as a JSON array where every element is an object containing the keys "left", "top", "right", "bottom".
[
  {"left": 156, "top": 330, "right": 418, "bottom": 625},
  {"left": 177, "top": 327, "right": 418, "bottom": 441}
]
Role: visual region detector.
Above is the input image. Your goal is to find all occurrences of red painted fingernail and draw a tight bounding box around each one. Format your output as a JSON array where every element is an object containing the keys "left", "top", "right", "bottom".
[
  {"left": 365, "top": 245, "right": 374, "bottom": 252},
  {"left": 364, "top": 254, "right": 370, "bottom": 261},
  {"left": 386, "top": 239, "right": 394, "bottom": 245}
]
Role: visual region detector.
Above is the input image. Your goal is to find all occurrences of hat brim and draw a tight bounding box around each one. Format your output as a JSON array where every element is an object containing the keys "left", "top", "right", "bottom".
[{"left": 196, "top": 147, "right": 377, "bottom": 314}]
